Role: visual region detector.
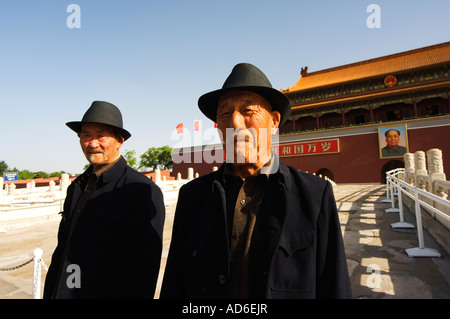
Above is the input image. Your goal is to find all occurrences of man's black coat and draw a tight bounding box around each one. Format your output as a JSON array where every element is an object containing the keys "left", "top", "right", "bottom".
[
  {"left": 160, "top": 160, "right": 351, "bottom": 299},
  {"left": 44, "top": 157, "right": 165, "bottom": 298}
]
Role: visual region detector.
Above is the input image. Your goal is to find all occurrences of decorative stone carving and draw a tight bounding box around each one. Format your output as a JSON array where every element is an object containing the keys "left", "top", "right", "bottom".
[
  {"left": 414, "top": 151, "right": 427, "bottom": 188},
  {"left": 403, "top": 153, "right": 415, "bottom": 185},
  {"left": 427, "top": 148, "right": 446, "bottom": 194}
]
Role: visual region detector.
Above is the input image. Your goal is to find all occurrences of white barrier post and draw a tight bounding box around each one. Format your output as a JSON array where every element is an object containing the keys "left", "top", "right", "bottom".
[
  {"left": 391, "top": 181, "right": 415, "bottom": 229},
  {"left": 385, "top": 174, "right": 400, "bottom": 213},
  {"left": 405, "top": 190, "right": 441, "bottom": 258},
  {"left": 32, "top": 248, "right": 43, "bottom": 299},
  {"left": 382, "top": 173, "right": 392, "bottom": 203}
]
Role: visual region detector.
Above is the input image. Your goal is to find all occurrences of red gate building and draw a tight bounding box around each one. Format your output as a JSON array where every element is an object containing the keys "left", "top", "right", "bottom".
[{"left": 173, "top": 42, "right": 450, "bottom": 183}]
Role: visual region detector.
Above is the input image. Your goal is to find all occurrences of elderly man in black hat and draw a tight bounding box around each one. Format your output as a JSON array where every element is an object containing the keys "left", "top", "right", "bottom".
[
  {"left": 160, "top": 63, "right": 351, "bottom": 299},
  {"left": 44, "top": 101, "right": 165, "bottom": 298}
]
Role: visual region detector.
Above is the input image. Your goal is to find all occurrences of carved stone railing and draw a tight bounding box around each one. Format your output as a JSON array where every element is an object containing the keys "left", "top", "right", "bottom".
[{"left": 402, "top": 148, "right": 450, "bottom": 231}]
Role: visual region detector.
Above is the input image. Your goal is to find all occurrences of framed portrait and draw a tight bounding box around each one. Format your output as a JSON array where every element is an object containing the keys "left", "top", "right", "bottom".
[{"left": 378, "top": 124, "right": 409, "bottom": 159}]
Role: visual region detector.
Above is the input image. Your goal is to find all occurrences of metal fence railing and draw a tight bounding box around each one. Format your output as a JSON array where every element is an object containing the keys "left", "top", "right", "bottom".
[
  {"left": 385, "top": 168, "right": 450, "bottom": 257},
  {"left": 0, "top": 248, "right": 48, "bottom": 299}
]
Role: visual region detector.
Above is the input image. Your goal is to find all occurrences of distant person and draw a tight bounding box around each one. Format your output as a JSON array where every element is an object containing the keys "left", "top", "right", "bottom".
[
  {"left": 381, "top": 129, "right": 407, "bottom": 157},
  {"left": 44, "top": 101, "right": 165, "bottom": 298},
  {"left": 160, "top": 63, "right": 351, "bottom": 299}
]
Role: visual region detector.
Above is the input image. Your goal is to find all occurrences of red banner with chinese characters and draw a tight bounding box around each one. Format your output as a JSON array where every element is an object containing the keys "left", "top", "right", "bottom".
[{"left": 278, "top": 138, "right": 340, "bottom": 157}]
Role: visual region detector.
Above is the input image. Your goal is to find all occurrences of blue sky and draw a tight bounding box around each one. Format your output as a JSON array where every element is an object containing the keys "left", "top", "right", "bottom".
[{"left": 0, "top": 0, "right": 449, "bottom": 175}]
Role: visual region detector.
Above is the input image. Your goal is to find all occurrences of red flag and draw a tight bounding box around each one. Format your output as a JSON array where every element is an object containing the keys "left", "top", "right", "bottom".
[
  {"left": 176, "top": 123, "right": 183, "bottom": 134},
  {"left": 214, "top": 122, "right": 217, "bottom": 128},
  {"left": 194, "top": 120, "right": 200, "bottom": 131}
]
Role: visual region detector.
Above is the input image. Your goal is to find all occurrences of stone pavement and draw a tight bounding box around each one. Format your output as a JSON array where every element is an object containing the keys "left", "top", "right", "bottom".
[
  {"left": 335, "top": 183, "right": 450, "bottom": 299},
  {"left": 1, "top": 183, "right": 449, "bottom": 299}
]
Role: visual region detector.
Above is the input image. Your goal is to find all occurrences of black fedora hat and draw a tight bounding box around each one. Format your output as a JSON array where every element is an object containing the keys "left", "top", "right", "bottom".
[
  {"left": 198, "top": 63, "right": 291, "bottom": 126},
  {"left": 66, "top": 101, "right": 131, "bottom": 141}
]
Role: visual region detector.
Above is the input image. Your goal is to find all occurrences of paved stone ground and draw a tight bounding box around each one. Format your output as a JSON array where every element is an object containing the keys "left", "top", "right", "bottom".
[
  {"left": 335, "top": 183, "right": 450, "bottom": 299},
  {"left": 1, "top": 183, "right": 449, "bottom": 299}
]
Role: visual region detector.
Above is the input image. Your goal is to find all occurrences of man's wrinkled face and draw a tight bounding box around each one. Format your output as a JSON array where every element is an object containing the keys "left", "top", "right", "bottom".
[
  {"left": 385, "top": 130, "right": 400, "bottom": 149},
  {"left": 78, "top": 123, "right": 124, "bottom": 168},
  {"left": 216, "top": 90, "right": 280, "bottom": 165}
]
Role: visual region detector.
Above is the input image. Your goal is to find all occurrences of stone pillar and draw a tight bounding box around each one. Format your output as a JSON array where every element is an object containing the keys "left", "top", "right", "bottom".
[
  {"left": 427, "top": 149, "right": 445, "bottom": 177},
  {"left": 403, "top": 153, "right": 415, "bottom": 185},
  {"left": 9, "top": 183, "right": 16, "bottom": 195},
  {"left": 176, "top": 172, "right": 182, "bottom": 181},
  {"left": 60, "top": 174, "right": 70, "bottom": 211},
  {"left": 427, "top": 148, "right": 446, "bottom": 194},
  {"left": 194, "top": 172, "right": 199, "bottom": 178},
  {"left": 60, "top": 174, "right": 70, "bottom": 195},
  {"left": 154, "top": 169, "right": 161, "bottom": 183},
  {"left": 414, "top": 151, "right": 427, "bottom": 188},
  {"left": 187, "top": 167, "right": 194, "bottom": 180},
  {"left": 49, "top": 180, "right": 56, "bottom": 192}
]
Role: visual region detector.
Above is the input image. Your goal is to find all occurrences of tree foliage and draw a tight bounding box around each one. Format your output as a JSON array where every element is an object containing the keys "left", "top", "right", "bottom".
[
  {"left": 0, "top": 161, "right": 8, "bottom": 177},
  {"left": 1, "top": 145, "right": 173, "bottom": 180},
  {"left": 122, "top": 149, "right": 138, "bottom": 170},
  {"left": 1, "top": 160, "right": 70, "bottom": 180},
  {"left": 18, "top": 170, "right": 35, "bottom": 180},
  {"left": 139, "top": 146, "right": 173, "bottom": 171}
]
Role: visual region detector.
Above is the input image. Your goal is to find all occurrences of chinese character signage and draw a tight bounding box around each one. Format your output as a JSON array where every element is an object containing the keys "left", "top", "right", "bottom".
[{"left": 278, "top": 138, "right": 340, "bottom": 157}]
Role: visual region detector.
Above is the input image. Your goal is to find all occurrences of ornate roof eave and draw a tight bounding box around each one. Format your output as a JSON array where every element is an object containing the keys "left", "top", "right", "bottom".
[
  {"left": 290, "top": 79, "right": 450, "bottom": 112},
  {"left": 281, "top": 42, "right": 450, "bottom": 94},
  {"left": 284, "top": 63, "right": 449, "bottom": 94}
]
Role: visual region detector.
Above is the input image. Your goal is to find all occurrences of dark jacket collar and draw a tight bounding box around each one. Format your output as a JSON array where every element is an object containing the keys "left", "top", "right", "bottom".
[
  {"left": 212, "top": 153, "right": 292, "bottom": 193},
  {"left": 74, "top": 156, "right": 127, "bottom": 186},
  {"left": 100, "top": 156, "right": 127, "bottom": 184},
  {"left": 276, "top": 158, "right": 292, "bottom": 190}
]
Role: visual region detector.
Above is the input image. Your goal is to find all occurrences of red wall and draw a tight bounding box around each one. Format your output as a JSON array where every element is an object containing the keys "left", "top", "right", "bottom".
[
  {"left": 281, "top": 125, "right": 450, "bottom": 183},
  {"left": 281, "top": 133, "right": 382, "bottom": 183},
  {"left": 172, "top": 120, "right": 450, "bottom": 183}
]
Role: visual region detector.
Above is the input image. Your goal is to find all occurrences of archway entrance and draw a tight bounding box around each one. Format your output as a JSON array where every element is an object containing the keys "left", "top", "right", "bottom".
[{"left": 381, "top": 160, "right": 404, "bottom": 183}]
